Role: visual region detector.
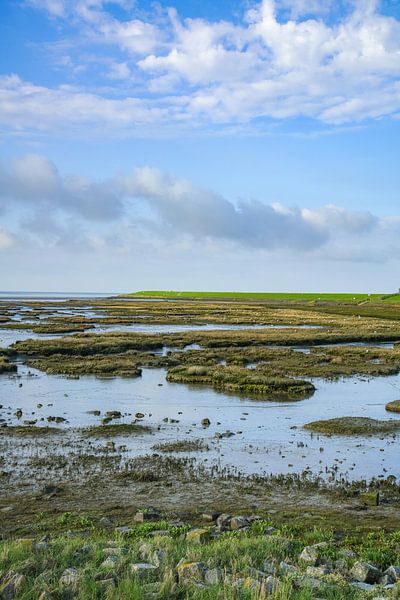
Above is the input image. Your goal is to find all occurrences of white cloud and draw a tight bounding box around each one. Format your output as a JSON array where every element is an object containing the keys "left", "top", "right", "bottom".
[
  {"left": 3, "top": 0, "right": 398, "bottom": 137},
  {"left": 1, "top": 154, "right": 398, "bottom": 261},
  {"left": 0, "top": 154, "right": 123, "bottom": 220},
  {"left": 0, "top": 228, "right": 15, "bottom": 250}
]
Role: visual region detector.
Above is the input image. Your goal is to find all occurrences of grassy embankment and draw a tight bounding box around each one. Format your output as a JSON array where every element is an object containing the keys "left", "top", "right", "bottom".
[{"left": 123, "top": 290, "right": 400, "bottom": 303}]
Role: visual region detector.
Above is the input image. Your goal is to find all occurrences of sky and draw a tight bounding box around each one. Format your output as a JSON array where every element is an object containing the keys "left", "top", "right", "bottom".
[{"left": 0, "top": 0, "right": 400, "bottom": 293}]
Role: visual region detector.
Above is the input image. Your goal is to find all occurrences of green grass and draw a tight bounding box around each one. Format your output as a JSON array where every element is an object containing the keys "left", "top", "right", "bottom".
[
  {"left": 122, "top": 290, "right": 398, "bottom": 303},
  {"left": 1, "top": 517, "right": 396, "bottom": 599}
]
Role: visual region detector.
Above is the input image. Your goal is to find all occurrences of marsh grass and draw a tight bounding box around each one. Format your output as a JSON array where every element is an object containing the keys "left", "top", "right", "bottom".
[
  {"left": 82, "top": 423, "right": 151, "bottom": 437},
  {"left": 0, "top": 356, "right": 17, "bottom": 374},
  {"left": 30, "top": 354, "right": 143, "bottom": 377},
  {"left": 385, "top": 400, "right": 400, "bottom": 414},
  {"left": 304, "top": 416, "right": 400, "bottom": 436},
  {"left": 152, "top": 439, "right": 210, "bottom": 453},
  {"left": 166, "top": 365, "right": 315, "bottom": 400},
  {"left": 0, "top": 426, "right": 63, "bottom": 436}
]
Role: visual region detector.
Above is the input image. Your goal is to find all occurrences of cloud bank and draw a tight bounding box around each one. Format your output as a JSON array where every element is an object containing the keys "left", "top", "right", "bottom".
[
  {"left": 0, "top": 154, "right": 397, "bottom": 262},
  {"left": 1, "top": 0, "right": 400, "bottom": 137}
]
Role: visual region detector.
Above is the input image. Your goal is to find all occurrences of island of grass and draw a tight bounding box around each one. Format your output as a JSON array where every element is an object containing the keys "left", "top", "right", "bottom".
[
  {"left": 82, "top": 423, "right": 151, "bottom": 437},
  {"left": 166, "top": 365, "right": 315, "bottom": 400},
  {"left": 0, "top": 426, "right": 62, "bottom": 436},
  {"left": 0, "top": 356, "right": 17, "bottom": 374},
  {"left": 30, "top": 354, "right": 143, "bottom": 378},
  {"left": 304, "top": 416, "right": 400, "bottom": 436},
  {"left": 152, "top": 439, "right": 210, "bottom": 453},
  {"left": 385, "top": 400, "right": 400, "bottom": 414}
]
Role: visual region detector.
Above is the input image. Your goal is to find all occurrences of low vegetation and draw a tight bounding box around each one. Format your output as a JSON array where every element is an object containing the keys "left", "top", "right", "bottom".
[
  {"left": 30, "top": 354, "right": 143, "bottom": 378},
  {"left": 304, "top": 417, "right": 400, "bottom": 436},
  {"left": 0, "top": 425, "right": 62, "bottom": 436},
  {"left": 0, "top": 356, "right": 17, "bottom": 374},
  {"left": 82, "top": 423, "right": 152, "bottom": 437},
  {"left": 166, "top": 365, "right": 315, "bottom": 400},
  {"left": 385, "top": 400, "right": 400, "bottom": 414},
  {"left": 152, "top": 439, "right": 210, "bottom": 453}
]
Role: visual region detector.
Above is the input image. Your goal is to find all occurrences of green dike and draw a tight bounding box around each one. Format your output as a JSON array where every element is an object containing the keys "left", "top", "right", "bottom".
[{"left": 121, "top": 290, "right": 394, "bottom": 303}]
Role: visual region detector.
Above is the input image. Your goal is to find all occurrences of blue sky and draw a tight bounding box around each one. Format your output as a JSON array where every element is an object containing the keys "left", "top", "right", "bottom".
[{"left": 0, "top": 0, "right": 400, "bottom": 292}]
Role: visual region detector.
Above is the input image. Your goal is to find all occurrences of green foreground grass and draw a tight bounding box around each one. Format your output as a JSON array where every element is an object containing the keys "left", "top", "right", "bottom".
[
  {"left": 1, "top": 515, "right": 399, "bottom": 599},
  {"left": 122, "top": 291, "right": 400, "bottom": 303}
]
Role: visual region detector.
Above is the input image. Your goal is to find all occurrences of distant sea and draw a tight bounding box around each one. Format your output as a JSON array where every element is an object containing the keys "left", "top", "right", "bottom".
[{"left": 0, "top": 291, "right": 114, "bottom": 301}]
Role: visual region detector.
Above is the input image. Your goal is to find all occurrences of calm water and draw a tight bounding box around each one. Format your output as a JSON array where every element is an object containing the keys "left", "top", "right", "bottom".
[
  {"left": 1, "top": 362, "right": 399, "bottom": 481},
  {"left": 1, "top": 300, "right": 399, "bottom": 483}
]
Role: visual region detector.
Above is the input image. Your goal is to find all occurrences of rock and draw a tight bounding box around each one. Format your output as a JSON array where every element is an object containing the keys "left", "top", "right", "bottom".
[
  {"left": 230, "top": 516, "right": 250, "bottom": 530},
  {"left": 149, "top": 530, "right": 170, "bottom": 538},
  {"left": 99, "top": 517, "right": 113, "bottom": 528},
  {"left": 134, "top": 509, "right": 160, "bottom": 523},
  {"left": 240, "top": 577, "right": 261, "bottom": 593},
  {"left": 130, "top": 563, "right": 159, "bottom": 581},
  {"left": 351, "top": 581, "right": 375, "bottom": 591},
  {"left": 135, "top": 413, "right": 145, "bottom": 419},
  {"left": 305, "top": 565, "right": 330, "bottom": 577},
  {"left": 299, "top": 546, "right": 320, "bottom": 566},
  {"left": 263, "top": 526, "right": 277, "bottom": 536},
  {"left": 115, "top": 526, "right": 132, "bottom": 535},
  {"left": 201, "top": 418, "right": 211, "bottom": 427},
  {"left": 279, "top": 561, "right": 297, "bottom": 574},
  {"left": 139, "top": 542, "right": 153, "bottom": 558},
  {"left": 202, "top": 511, "right": 220, "bottom": 522},
  {"left": 139, "top": 544, "right": 166, "bottom": 567},
  {"left": 240, "top": 575, "right": 278, "bottom": 596},
  {"left": 385, "top": 565, "right": 400, "bottom": 582},
  {"left": 103, "top": 547, "right": 127, "bottom": 556},
  {"left": 204, "top": 568, "right": 224, "bottom": 585},
  {"left": 262, "top": 561, "right": 276, "bottom": 575},
  {"left": 0, "top": 573, "right": 26, "bottom": 600},
  {"left": 351, "top": 561, "right": 381, "bottom": 584},
  {"left": 59, "top": 567, "right": 80, "bottom": 590},
  {"left": 265, "top": 575, "right": 280, "bottom": 593},
  {"left": 216, "top": 514, "right": 232, "bottom": 529},
  {"left": 100, "top": 556, "right": 120, "bottom": 569},
  {"left": 105, "top": 411, "right": 122, "bottom": 419},
  {"left": 97, "top": 578, "right": 116, "bottom": 592},
  {"left": 301, "top": 577, "right": 325, "bottom": 591},
  {"left": 176, "top": 561, "right": 205, "bottom": 585},
  {"left": 186, "top": 528, "right": 211, "bottom": 544},
  {"left": 150, "top": 550, "right": 166, "bottom": 567}
]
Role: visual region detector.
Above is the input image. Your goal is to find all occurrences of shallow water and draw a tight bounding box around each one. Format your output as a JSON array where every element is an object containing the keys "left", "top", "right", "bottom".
[
  {"left": 0, "top": 323, "right": 321, "bottom": 348},
  {"left": 1, "top": 362, "right": 399, "bottom": 482}
]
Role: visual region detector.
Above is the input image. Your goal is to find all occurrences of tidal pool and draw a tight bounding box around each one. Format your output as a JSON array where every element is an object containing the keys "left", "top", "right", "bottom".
[{"left": 1, "top": 362, "right": 399, "bottom": 482}]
